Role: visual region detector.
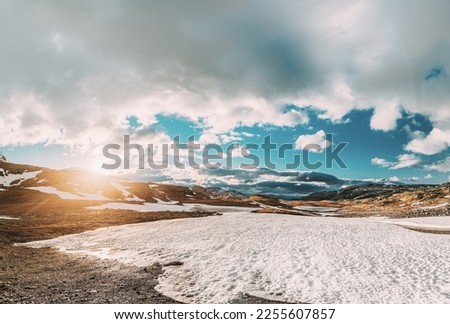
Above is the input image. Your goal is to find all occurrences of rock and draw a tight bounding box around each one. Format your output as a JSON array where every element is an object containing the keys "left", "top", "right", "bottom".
[
  {"left": 0, "top": 282, "right": 9, "bottom": 291},
  {"left": 163, "top": 261, "right": 184, "bottom": 267}
]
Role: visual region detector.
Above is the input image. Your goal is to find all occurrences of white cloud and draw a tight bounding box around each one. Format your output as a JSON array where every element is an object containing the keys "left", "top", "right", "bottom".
[
  {"left": 390, "top": 154, "right": 421, "bottom": 170},
  {"left": 371, "top": 154, "right": 421, "bottom": 170},
  {"left": 241, "top": 132, "right": 255, "bottom": 138},
  {"left": 370, "top": 99, "right": 401, "bottom": 131},
  {"left": 1, "top": 0, "right": 450, "bottom": 156},
  {"left": 199, "top": 129, "right": 258, "bottom": 146},
  {"left": 198, "top": 132, "right": 220, "bottom": 145},
  {"left": 389, "top": 176, "right": 400, "bottom": 182},
  {"left": 425, "top": 157, "right": 450, "bottom": 173},
  {"left": 219, "top": 131, "right": 243, "bottom": 144},
  {"left": 370, "top": 157, "right": 394, "bottom": 168},
  {"left": 405, "top": 128, "right": 450, "bottom": 155},
  {"left": 424, "top": 174, "right": 433, "bottom": 179},
  {"left": 290, "top": 78, "right": 357, "bottom": 121},
  {"left": 295, "top": 130, "right": 330, "bottom": 152},
  {"left": 0, "top": 94, "right": 63, "bottom": 147}
]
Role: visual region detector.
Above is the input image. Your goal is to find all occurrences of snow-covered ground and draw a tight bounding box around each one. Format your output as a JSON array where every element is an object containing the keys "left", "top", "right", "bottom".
[
  {"left": 371, "top": 216, "right": 450, "bottom": 231},
  {"left": 87, "top": 202, "right": 191, "bottom": 212},
  {"left": 87, "top": 202, "right": 256, "bottom": 213},
  {"left": 0, "top": 215, "right": 19, "bottom": 220},
  {"left": 293, "top": 206, "right": 340, "bottom": 216},
  {"left": 293, "top": 206, "right": 339, "bottom": 212},
  {"left": 110, "top": 181, "right": 144, "bottom": 202},
  {"left": 29, "top": 186, "right": 110, "bottom": 201},
  {"left": 0, "top": 170, "right": 41, "bottom": 187},
  {"left": 21, "top": 213, "right": 450, "bottom": 303},
  {"left": 419, "top": 203, "right": 449, "bottom": 209}
]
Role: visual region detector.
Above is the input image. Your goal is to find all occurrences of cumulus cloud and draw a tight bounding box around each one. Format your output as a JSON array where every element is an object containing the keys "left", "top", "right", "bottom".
[
  {"left": 424, "top": 174, "right": 433, "bottom": 179},
  {"left": 405, "top": 128, "right": 450, "bottom": 155},
  {"left": 425, "top": 157, "right": 450, "bottom": 173},
  {"left": 370, "top": 100, "right": 401, "bottom": 131},
  {"left": 371, "top": 154, "right": 421, "bottom": 169},
  {"left": 390, "top": 154, "right": 422, "bottom": 170},
  {"left": 370, "top": 157, "right": 394, "bottom": 168},
  {"left": 0, "top": 94, "right": 62, "bottom": 146},
  {"left": 295, "top": 130, "right": 330, "bottom": 152}
]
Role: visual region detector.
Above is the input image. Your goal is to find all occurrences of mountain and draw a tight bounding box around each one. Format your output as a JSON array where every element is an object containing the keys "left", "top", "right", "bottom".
[
  {"left": 299, "top": 183, "right": 450, "bottom": 217},
  {"left": 2, "top": 157, "right": 448, "bottom": 217},
  {"left": 295, "top": 172, "right": 345, "bottom": 185},
  {"left": 0, "top": 158, "right": 248, "bottom": 205},
  {"left": 300, "top": 183, "right": 450, "bottom": 201},
  {"left": 0, "top": 159, "right": 359, "bottom": 202},
  {"left": 216, "top": 171, "right": 364, "bottom": 200}
]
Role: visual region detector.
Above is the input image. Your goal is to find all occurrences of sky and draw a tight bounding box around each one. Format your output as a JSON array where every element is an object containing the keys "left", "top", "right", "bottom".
[{"left": 1, "top": 0, "right": 450, "bottom": 194}]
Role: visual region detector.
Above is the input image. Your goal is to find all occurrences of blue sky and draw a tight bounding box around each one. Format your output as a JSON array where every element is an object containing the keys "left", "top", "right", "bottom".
[
  {"left": 151, "top": 109, "right": 448, "bottom": 183},
  {"left": 4, "top": 107, "right": 448, "bottom": 185},
  {"left": 1, "top": 0, "right": 450, "bottom": 192}
]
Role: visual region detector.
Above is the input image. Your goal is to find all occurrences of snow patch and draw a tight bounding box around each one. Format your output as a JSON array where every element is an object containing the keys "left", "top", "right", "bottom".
[
  {"left": 110, "top": 181, "right": 130, "bottom": 197},
  {"left": 21, "top": 213, "right": 450, "bottom": 303},
  {"left": 293, "top": 206, "right": 339, "bottom": 217},
  {"left": 372, "top": 216, "right": 450, "bottom": 231},
  {"left": 419, "top": 203, "right": 449, "bottom": 209},
  {"left": 0, "top": 170, "right": 41, "bottom": 186},
  {"left": 29, "top": 186, "right": 110, "bottom": 201},
  {"left": 110, "top": 181, "right": 144, "bottom": 202},
  {"left": 0, "top": 215, "right": 19, "bottom": 220},
  {"left": 87, "top": 202, "right": 191, "bottom": 212},
  {"left": 87, "top": 202, "right": 255, "bottom": 214},
  {"left": 293, "top": 206, "right": 339, "bottom": 213}
]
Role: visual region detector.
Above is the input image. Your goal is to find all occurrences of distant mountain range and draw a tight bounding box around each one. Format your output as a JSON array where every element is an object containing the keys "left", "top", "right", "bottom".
[
  {"left": 1, "top": 158, "right": 448, "bottom": 207},
  {"left": 205, "top": 170, "right": 370, "bottom": 199}
]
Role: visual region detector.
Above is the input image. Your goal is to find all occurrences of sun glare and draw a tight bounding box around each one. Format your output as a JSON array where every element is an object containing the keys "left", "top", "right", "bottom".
[{"left": 86, "top": 155, "right": 110, "bottom": 175}]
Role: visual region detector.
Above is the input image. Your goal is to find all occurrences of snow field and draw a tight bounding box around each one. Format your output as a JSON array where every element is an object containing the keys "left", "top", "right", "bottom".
[{"left": 21, "top": 213, "right": 450, "bottom": 303}]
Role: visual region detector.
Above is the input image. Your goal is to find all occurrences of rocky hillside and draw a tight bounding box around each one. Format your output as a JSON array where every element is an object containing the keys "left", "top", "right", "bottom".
[
  {"left": 299, "top": 183, "right": 450, "bottom": 217},
  {"left": 2, "top": 157, "right": 449, "bottom": 218},
  {"left": 0, "top": 158, "right": 250, "bottom": 206}
]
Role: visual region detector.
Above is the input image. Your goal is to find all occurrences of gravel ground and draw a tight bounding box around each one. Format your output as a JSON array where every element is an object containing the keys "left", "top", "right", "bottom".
[{"left": 0, "top": 244, "right": 179, "bottom": 304}]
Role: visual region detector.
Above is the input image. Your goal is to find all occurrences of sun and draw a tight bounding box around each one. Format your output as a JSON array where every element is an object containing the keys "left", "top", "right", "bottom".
[{"left": 86, "top": 155, "right": 111, "bottom": 175}]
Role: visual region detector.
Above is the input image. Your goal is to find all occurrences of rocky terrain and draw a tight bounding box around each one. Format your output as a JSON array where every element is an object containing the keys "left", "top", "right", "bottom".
[
  {"left": 0, "top": 156, "right": 255, "bottom": 206},
  {"left": 298, "top": 183, "right": 450, "bottom": 218}
]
